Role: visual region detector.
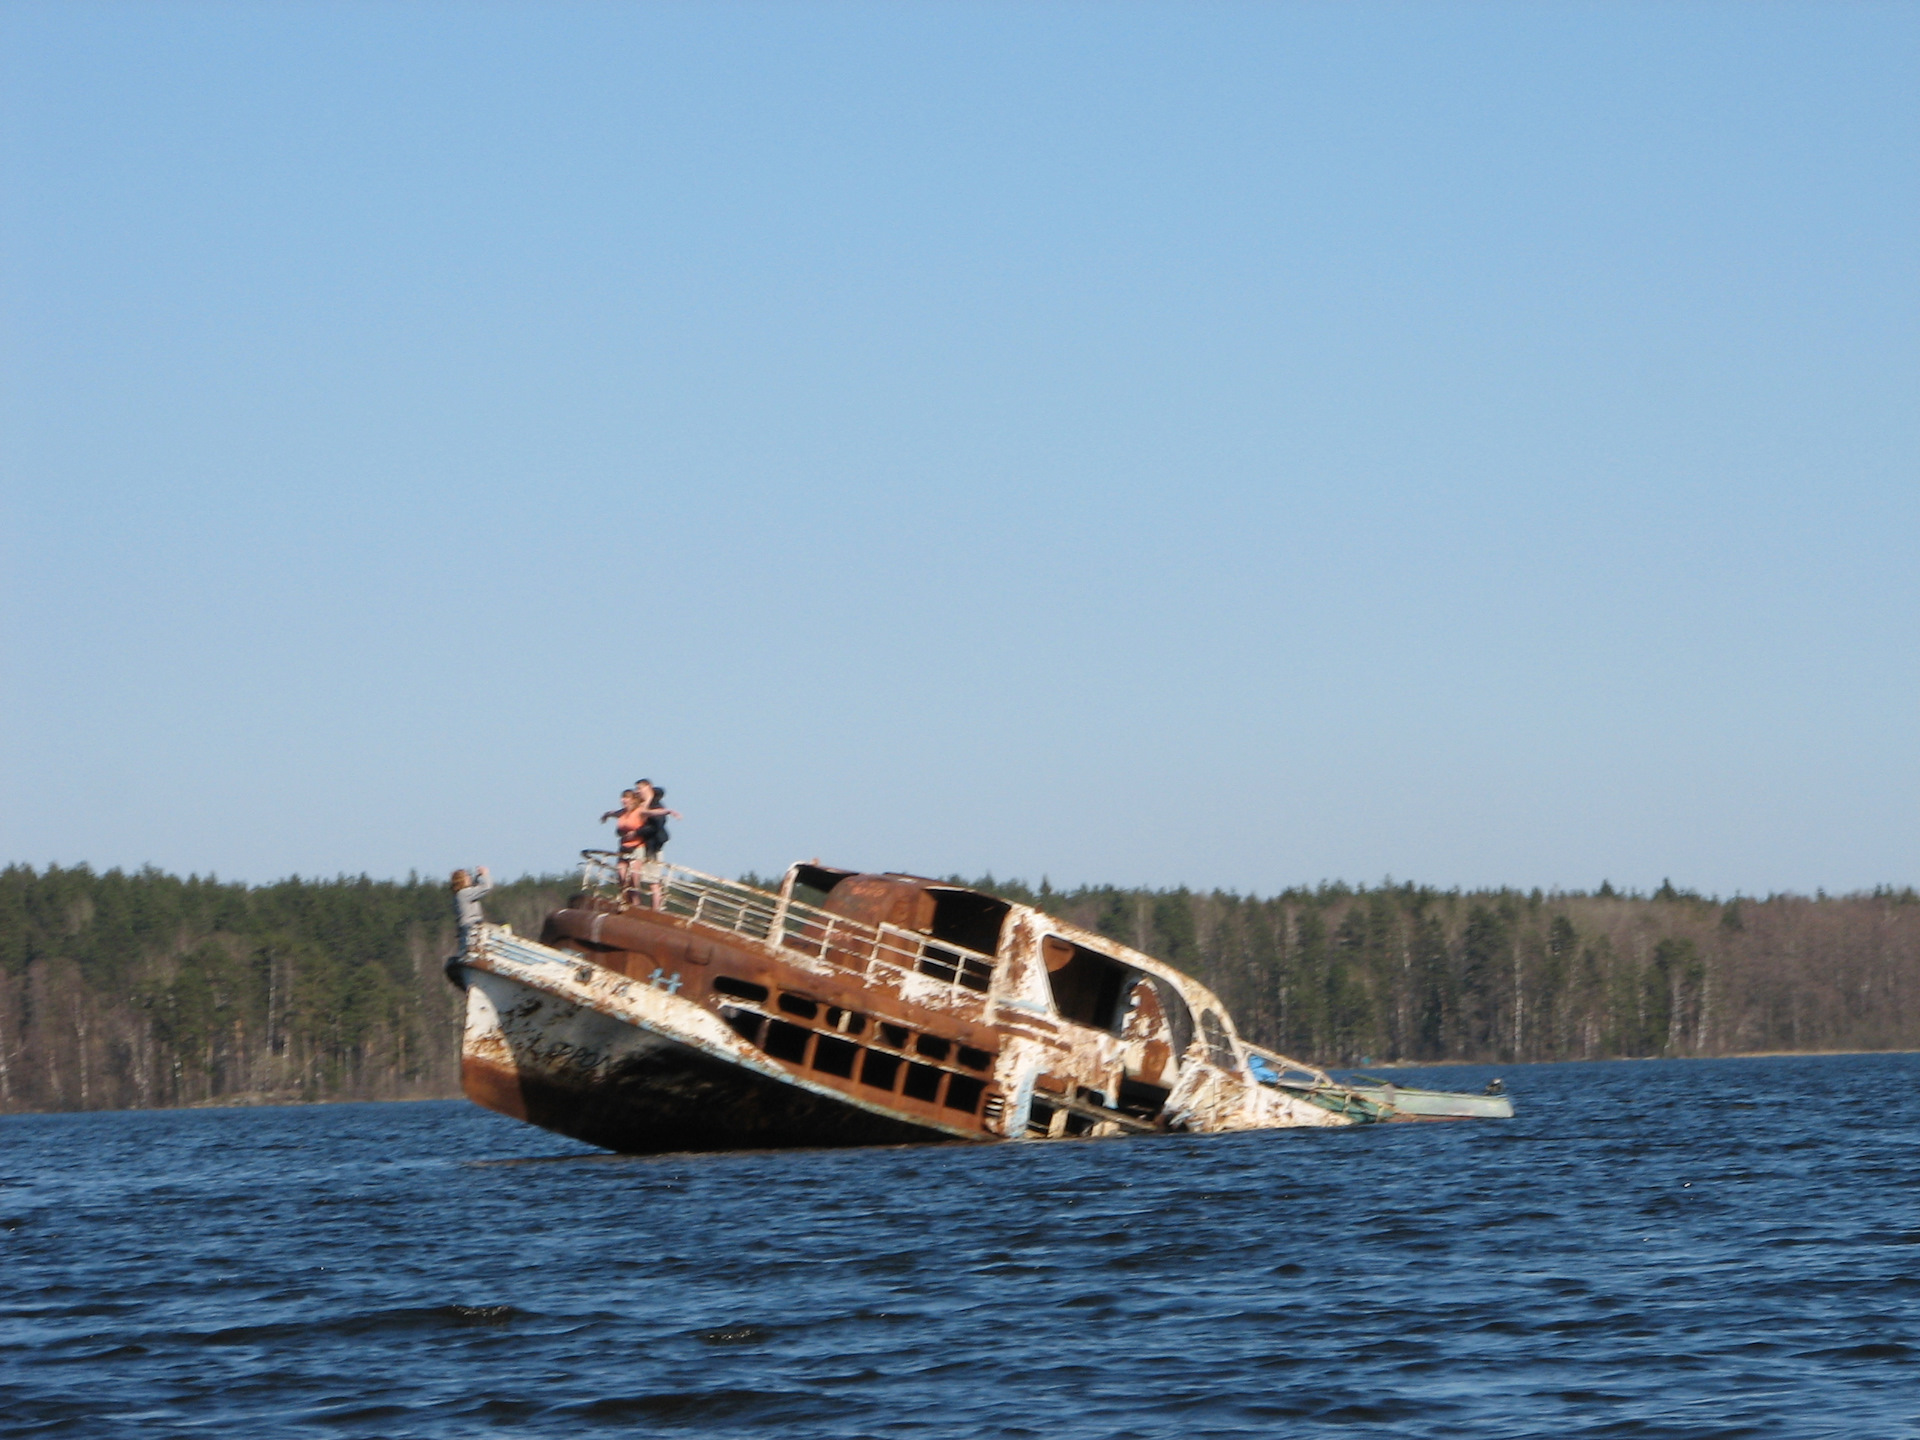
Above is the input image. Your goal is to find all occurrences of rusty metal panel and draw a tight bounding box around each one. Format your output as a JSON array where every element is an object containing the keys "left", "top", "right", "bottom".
[{"left": 453, "top": 861, "right": 1500, "bottom": 1153}]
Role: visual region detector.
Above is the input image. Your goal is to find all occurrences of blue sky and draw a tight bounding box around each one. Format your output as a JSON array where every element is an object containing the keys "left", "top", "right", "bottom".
[{"left": 2, "top": 2, "right": 1914, "bottom": 895}]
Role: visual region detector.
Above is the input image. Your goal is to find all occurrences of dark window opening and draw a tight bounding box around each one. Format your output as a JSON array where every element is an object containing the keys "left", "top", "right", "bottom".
[
  {"left": 1027, "top": 1100, "right": 1056, "bottom": 1136},
  {"left": 902, "top": 1062, "right": 943, "bottom": 1103},
  {"left": 791, "top": 863, "right": 857, "bottom": 903},
  {"left": 778, "top": 994, "right": 819, "bottom": 1020},
  {"left": 878, "top": 1023, "right": 910, "bottom": 1049},
  {"left": 1062, "top": 1111, "right": 1095, "bottom": 1137},
  {"left": 823, "top": 1006, "right": 866, "bottom": 1035},
  {"left": 914, "top": 1035, "right": 951, "bottom": 1062},
  {"left": 957, "top": 1045, "right": 991, "bottom": 1070},
  {"left": 763, "top": 1020, "right": 811, "bottom": 1063},
  {"left": 812, "top": 1035, "right": 859, "bottom": 1078},
  {"left": 1117, "top": 1077, "right": 1171, "bottom": 1117},
  {"left": 860, "top": 1050, "right": 901, "bottom": 1090},
  {"left": 958, "top": 959, "right": 992, "bottom": 993},
  {"left": 720, "top": 1008, "right": 765, "bottom": 1045},
  {"left": 944, "top": 1075, "right": 986, "bottom": 1113},
  {"left": 1042, "top": 937, "right": 1134, "bottom": 1033},
  {"left": 923, "top": 886, "right": 1010, "bottom": 957},
  {"left": 917, "top": 947, "right": 960, "bottom": 984},
  {"left": 713, "top": 976, "right": 769, "bottom": 1002}
]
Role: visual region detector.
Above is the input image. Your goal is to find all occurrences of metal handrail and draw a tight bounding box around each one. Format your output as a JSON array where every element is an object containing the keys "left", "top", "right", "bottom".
[{"left": 575, "top": 852, "right": 997, "bottom": 993}]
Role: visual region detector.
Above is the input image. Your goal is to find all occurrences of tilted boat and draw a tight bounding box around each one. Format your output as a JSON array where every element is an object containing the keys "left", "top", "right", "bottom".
[{"left": 449, "top": 854, "right": 1513, "bottom": 1153}]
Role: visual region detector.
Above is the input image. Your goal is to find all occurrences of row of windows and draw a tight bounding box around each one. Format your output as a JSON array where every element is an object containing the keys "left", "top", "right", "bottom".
[
  {"left": 719, "top": 1007, "right": 991, "bottom": 1116},
  {"left": 712, "top": 975, "right": 993, "bottom": 1068}
]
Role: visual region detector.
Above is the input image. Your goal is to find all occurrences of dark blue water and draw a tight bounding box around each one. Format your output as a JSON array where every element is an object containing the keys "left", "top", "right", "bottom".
[{"left": 3, "top": 1055, "right": 1916, "bottom": 1438}]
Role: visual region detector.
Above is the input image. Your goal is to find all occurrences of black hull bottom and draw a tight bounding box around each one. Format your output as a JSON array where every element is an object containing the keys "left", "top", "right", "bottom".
[{"left": 464, "top": 1026, "right": 962, "bottom": 1156}]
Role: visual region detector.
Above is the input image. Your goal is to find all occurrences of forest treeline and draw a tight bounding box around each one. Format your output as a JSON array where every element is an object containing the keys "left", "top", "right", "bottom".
[{"left": 2, "top": 862, "right": 1916, "bottom": 1114}]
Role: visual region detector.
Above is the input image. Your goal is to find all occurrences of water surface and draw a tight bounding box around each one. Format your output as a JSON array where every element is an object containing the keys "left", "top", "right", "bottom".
[{"left": 3, "top": 1054, "right": 1916, "bottom": 1437}]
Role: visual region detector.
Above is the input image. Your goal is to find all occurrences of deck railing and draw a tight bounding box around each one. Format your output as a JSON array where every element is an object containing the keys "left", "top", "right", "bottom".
[{"left": 577, "top": 852, "right": 996, "bottom": 994}]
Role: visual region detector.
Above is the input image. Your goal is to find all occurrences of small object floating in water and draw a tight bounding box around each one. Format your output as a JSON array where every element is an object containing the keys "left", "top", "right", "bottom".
[{"left": 449, "top": 854, "right": 1516, "bottom": 1154}]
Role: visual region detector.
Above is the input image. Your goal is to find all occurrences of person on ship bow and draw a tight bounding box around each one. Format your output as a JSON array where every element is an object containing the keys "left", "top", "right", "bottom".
[{"left": 444, "top": 865, "right": 493, "bottom": 987}]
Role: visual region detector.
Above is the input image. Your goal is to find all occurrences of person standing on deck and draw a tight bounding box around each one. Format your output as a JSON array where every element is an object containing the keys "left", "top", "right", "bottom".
[
  {"left": 632, "top": 779, "right": 682, "bottom": 909},
  {"left": 445, "top": 866, "right": 493, "bottom": 986},
  {"left": 601, "top": 789, "right": 648, "bottom": 892}
]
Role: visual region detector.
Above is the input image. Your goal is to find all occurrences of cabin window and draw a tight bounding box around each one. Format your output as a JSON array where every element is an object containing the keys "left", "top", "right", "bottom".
[
  {"left": 914, "top": 946, "right": 995, "bottom": 993},
  {"left": 825, "top": 1007, "right": 866, "bottom": 1035},
  {"left": 944, "top": 1076, "right": 986, "bottom": 1113},
  {"left": 1117, "top": 1076, "right": 1170, "bottom": 1117},
  {"left": 721, "top": 1008, "right": 765, "bottom": 1045},
  {"left": 713, "top": 976, "right": 769, "bottom": 1002},
  {"left": 763, "top": 1020, "right": 811, "bottom": 1063},
  {"left": 791, "top": 864, "right": 856, "bottom": 907},
  {"left": 924, "top": 888, "right": 1009, "bottom": 957},
  {"left": 878, "top": 1023, "right": 910, "bottom": 1049},
  {"left": 902, "top": 1063, "right": 943, "bottom": 1103},
  {"left": 1041, "top": 937, "right": 1133, "bottom": 1033},
  {"left": 812, "top": 1035, "right": 859, "bottom": 1078},
  {"left": 957, "top": 1045, "right": 991, "bottom": 1071},
  {"left": 778, "top": 994, "right": 819, "bottom": 1020},
  {"left": 860, "top": 1051, "right": 901, "bottom": 1090},
  {"left": 914, "top": 1036, "right": 951, "bottom": 1062},
  {"left": 916, "top": 946, "right": 961, "bottom": 985}
]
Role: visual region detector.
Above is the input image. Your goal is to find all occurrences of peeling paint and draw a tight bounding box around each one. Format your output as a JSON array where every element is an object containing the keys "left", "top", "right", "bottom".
[{"left": 450, "top": 860, "right": 1506, "bottom": 1154}]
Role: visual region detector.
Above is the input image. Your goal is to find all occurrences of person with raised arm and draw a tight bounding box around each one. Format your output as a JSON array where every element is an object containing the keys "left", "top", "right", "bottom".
[
  {"left": 600, "top": 788, "right": 649, "bottom": 894},
  {"left": 445, "top": 865, "right": 493, "bottom": 986}
]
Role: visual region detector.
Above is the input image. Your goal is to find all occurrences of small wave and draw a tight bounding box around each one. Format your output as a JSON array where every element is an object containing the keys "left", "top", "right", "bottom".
[
  {"left": 694, "top": 1324, "right": 769, "bottom": 1344},
  {"left": 185, "top": 1303, "right": 536, "bottom": 1346}
]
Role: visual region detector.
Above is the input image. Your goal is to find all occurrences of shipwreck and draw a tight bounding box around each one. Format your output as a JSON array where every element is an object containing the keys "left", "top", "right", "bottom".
[{"left": 448, "top": 855, "right": 1512, "bottom": 1154}]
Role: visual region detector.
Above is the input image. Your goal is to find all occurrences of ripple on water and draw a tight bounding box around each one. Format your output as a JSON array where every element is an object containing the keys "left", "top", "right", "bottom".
[{"left": 1, "top": 1056, "right": 1918, "bottom": 1438}]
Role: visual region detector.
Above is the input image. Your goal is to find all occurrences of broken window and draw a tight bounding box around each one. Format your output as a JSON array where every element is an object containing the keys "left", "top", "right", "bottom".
[
  {"left": 713, "top": 976, "right": 769, "bottom": 1002},
  {"left": 1041, "top": 937, "right": 1133, "bottom": 1033},
  {"left": 922, "top": 886, "right": 1009, "bottom": 957},
  {"left": 777, "top": 994, "right": 819, "bottom": 1020},
  {"left": 721, "top": 1008, "right": 765, "bottom": 1045},
  {"left": 790, "top": 863, "right": 858, "bottom": 907},
  {"left": 1117, "top": 1076, "right": 1170, "bottom": 1117}
]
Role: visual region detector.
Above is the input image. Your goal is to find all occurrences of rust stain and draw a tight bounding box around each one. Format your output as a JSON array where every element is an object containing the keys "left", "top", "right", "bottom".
[{"left": 449, "top": 857, "right": 1502, "bottom": 1154}]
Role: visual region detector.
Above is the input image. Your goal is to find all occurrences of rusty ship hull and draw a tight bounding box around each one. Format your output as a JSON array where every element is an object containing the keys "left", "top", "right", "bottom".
[{"left": 450, "top": 857, "right": 1509, "bottom": 1154}]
